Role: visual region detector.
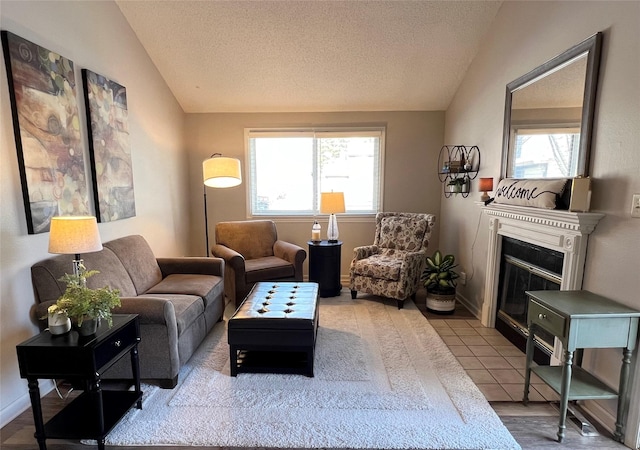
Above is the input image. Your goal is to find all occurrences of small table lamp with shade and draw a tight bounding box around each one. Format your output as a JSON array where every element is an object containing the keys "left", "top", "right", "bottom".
[
  {"left": 48, "top": 215, "right": 103, "bottom": 282},
  {"left": 320, "top": 192, "right": 345, "bottom": 242},
  {"left": 47, "top": 215, "right": 102, "bottom": 334},
  {"left": 479, "top": 177, "right": 494, "bottom": 203}
]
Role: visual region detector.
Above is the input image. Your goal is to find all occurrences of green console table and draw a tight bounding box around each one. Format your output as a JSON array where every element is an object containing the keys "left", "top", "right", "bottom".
[{"left": 523, "top": 290, "right": 640, "bottom": 443}]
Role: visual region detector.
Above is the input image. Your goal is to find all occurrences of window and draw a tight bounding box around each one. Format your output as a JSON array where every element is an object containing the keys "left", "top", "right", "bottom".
[
  {"left": 246, "top": 127, "right": 384, "bottom": 216},
  {"left": 510, "top": 126, "right": 580, "bottom": 178}
]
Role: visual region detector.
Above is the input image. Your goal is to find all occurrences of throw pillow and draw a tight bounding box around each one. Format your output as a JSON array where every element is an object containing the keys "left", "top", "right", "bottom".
[{"left": 493, "top": 178, "right": 568, "bottom": 209}]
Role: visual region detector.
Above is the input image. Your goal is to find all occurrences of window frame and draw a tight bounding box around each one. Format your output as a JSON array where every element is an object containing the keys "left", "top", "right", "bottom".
[{"left": 244, "top": 126, "right": 385, "bottom": 219}]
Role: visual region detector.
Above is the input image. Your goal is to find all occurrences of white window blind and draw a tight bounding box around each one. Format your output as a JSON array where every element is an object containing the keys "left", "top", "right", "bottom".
[{"left": 246, "top": 127, "right": 385, "bottom": 216}]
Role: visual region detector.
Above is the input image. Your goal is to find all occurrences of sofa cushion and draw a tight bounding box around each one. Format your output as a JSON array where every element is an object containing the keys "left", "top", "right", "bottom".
[
  {"left": 139, "top": 293, "right": 204, "bottom": 335},
  {"left": 352, "top": 253, "right": 402, "bottom": 281},
  {"left": 378, "top": 216, "right": 427, "bottom": 251},
  {"left": 31, "top": 247, "right": 138, "bottom": 304},
  {"left": 215, "top": 220, "right": 277, "bottom": 260},
  {"left": 146, "top": 274, "right": 224, "bottom": 308},
  {"left": 245, "top": 256, "right": 295, "bottom": 283},
  {"left": 104, "top": 235, "right": 163, "bottom": 295}
]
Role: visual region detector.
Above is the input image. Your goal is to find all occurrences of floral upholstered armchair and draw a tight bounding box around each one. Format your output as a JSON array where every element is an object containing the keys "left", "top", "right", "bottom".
[{"left": 349, "top": 212, "right": 436, "bottom": 309}]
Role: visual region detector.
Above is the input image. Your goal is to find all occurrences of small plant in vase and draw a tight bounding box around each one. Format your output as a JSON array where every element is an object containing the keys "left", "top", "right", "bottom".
[
  {"left": 447, "top": 176, "right": 469, "bottom": 194},
  {"left": 422, "top": 250, "right": 459, "bottom": 314},
  {"left": 53, "top": 264, "right": 121, "bottom": 336}
]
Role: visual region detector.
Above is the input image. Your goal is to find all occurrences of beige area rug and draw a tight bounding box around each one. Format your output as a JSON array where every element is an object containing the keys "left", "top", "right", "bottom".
[{"left": 105, "top": 293, "right": 521, "bottom": 449}]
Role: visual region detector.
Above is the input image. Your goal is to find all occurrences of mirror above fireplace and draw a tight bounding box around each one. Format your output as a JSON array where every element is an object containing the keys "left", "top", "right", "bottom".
[{"left": 501, "top": 32, "right": 602, "bottom": 179}]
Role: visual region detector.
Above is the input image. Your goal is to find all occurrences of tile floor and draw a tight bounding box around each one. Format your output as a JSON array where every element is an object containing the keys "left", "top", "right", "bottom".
[{"left": 428, "top": 317, "right": 559, "bottom": 403}]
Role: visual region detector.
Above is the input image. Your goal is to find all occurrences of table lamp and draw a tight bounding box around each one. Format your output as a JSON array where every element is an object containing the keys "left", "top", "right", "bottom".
[
  {"left": 48, "top": 216, "right": 103, "bottom": 279},
  {"left": 320, "top": 192, "right": 345, "bottom": 242},
  {"left": 479, "top": 177, "right": 494, "bottom": 202}
]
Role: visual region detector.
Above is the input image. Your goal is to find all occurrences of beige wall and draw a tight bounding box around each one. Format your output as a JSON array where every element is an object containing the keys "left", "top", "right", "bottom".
[
  {"left": 0, "top": 1, "right": 187, "bottom": 425},
  {"left": 185, "top": 111, "right": 444, "bottom": 275},
  {"left": 442, "top": 1, "right": 640, "bottom": 444}
]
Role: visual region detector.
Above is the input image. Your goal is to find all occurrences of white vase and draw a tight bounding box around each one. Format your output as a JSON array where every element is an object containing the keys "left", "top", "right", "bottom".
[
  {"left": 426, "top": 291, "right": 456, "bottom": 314},
  {"left": 48, "top": 312, "right": 71, "bottom": 335}
]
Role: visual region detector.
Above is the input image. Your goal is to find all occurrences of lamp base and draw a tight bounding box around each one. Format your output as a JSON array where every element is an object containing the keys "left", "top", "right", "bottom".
[
  {"left": 327, "top": 213, "right": 339, "bottom": 242},
  {"left": 480, "top": 192, "right": 490, "bottom": 202}
]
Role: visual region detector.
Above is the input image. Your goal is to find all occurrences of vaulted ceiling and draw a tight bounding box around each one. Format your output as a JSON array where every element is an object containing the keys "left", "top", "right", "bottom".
[{"left": 116, "top": 1, "right": 502, "bottom": 113}]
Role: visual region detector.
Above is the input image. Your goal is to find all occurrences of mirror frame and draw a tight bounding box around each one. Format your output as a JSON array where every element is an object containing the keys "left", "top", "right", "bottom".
[{"left": 501, "top": 32, "right": 602, "bottom": 179}]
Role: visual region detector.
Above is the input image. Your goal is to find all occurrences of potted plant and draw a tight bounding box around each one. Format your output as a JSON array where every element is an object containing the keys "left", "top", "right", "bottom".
[
  {"left": 447, "top": 176, "right": 469, "bottom": 194},
  {"left": 422, "top": 250, "right": 459, "bottom": 314},
  {"left": 53, "top": 264, "right": 121, "bottom": 336}
]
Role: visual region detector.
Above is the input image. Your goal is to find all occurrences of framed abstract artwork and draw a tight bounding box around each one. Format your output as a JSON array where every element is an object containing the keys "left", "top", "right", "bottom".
[
  {"left": 1, "top": 31, "right": 90, "bottom": 234},
  {"left": 82, "top": 69, "right": 135, "bottom": 222}
]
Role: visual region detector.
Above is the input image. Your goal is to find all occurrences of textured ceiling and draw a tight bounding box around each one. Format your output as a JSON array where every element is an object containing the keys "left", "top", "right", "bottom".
[{"left": 116, "top": 1, "right": 502, "bottom": 113}]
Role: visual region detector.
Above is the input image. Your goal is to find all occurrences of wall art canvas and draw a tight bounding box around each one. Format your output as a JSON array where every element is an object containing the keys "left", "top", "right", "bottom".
[
  {"left": 1, "top": 31, "right": 89, "bottom": 234},
  {"left": 82, "top": 69, "right": 135, "bottom": 222}
]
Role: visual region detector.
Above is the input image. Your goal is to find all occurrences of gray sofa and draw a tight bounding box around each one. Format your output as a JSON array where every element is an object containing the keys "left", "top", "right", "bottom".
[{"left": 30, "top": 235, "right": 225, "bottom": 388}]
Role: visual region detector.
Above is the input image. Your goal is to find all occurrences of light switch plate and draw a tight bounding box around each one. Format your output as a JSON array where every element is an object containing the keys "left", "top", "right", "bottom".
[{"left": 632, "top": 194, "right": 640, "bottom": 218}]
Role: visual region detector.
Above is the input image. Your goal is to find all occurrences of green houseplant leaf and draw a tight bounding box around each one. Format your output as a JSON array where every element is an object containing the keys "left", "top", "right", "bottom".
[
  {"left": 421, "top": 250, "right": 459, "bottom": 294},
  {"left": 54, "top": 264, "right": 121, "bottom": 327}
]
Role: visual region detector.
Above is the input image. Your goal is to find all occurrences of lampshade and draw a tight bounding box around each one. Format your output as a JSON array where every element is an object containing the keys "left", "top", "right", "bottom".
[
  {"left": 48, "top": 216, "right": 103, "bottom": 255},
  {"left": 203, "top": 155, "right": 242, "bottom": 188},
  {"left": 320, "top": 192, "right": 345, "bottom": 214},
  {"left": 479, "top": 178, "right": 494, "bottom": 192}
]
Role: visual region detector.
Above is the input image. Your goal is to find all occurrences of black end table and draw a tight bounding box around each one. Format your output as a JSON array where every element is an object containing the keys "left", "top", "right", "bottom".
[
  {"left": 308, "top": 240, "right": 342, "bottom": 297},
  {"left": 16, "top": 314, "right": 142, "bottom": 450}
]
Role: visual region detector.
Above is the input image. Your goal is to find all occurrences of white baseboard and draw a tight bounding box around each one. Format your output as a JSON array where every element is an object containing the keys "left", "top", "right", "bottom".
[
  {"left": 0, "top": 380, "right": 54, "bottom": 429},
  {"left": 456, "top": 292, "right": 480, "bottom": 318},
  {"left": 579, "top": 399, "right": 616, "bottom": 439}
]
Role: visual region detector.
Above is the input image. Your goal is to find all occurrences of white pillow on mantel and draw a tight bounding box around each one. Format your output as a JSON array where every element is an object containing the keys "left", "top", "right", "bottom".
[{"left": 493, "top": 178, "right": 568, "bottom": 209}]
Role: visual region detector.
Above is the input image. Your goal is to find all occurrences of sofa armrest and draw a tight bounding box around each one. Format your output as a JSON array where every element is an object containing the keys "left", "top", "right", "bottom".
[
  {"left": 211, "top": 244, "right": 245, "bottom": 271},
  {"left": 31, "top": 296, "right": 180, "bottom": 331},
  {"left": 113, "top": 296, "right": 178, "bottom": 327},
  {"left": 274, "top": 240, "right": 306, "bottom": 281},
  {"left": 352, "top": 245, "right": 378, "bottom": 261},
  {"left": 157, "top": 257, "right": 224, "bottom": 277},
  {"left": 273, "top": 240, "right": 306, "bottom": 266}
]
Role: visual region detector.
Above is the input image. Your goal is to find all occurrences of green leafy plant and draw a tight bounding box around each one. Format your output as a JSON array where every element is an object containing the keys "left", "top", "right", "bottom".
[
  {"left": 447, "top": 177, "right": 467, "bottom": 186},
  {"left": 54, "top": 265, "right": 121, "bottom": 327},
  {"left": 421, "top": 250, "right": 459, "bottom": 294}
]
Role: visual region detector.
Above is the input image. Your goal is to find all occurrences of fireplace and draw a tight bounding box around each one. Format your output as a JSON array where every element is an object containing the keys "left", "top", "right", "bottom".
[
  {"left": 481, "top": 204, "right": 603, "bottom": 363},
  {"left": 496, "top": 237, "right": 563, "bottom": 364}
]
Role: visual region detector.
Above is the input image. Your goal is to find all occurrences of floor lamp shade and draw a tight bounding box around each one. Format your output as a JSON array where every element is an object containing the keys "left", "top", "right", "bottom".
[
  {"left": 320, "top": 192, "right": 345, "bottom": 242},
  {"left": 48, "top": 216, "right": 103, "bottom": 255},
  {"left": 203, "top": 156, "right": 242, "bottom": 188},
  {"left": 202, "top": 154, "right": 242, "bottom": 256}
]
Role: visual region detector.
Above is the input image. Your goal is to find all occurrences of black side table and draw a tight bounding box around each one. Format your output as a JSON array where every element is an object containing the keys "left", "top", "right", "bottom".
[
  {"left": 308, "top": 240, "right": 342, "bottom": 297},
  {"left": 16, "top": 314, "right": 142, "bottom": 450}
]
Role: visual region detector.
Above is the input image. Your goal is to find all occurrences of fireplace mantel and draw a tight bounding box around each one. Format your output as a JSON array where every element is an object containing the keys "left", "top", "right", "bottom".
[{"left": 480, "top": 203, "right": 604, "bottom": 328}]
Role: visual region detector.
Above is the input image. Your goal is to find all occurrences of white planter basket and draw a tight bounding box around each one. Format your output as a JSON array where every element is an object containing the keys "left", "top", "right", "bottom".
[{"left": 426, "top": 291, "right": 456, "bottom": 314}]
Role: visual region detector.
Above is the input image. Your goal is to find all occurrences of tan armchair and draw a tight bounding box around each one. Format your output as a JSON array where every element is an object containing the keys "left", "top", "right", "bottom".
[
  {"left": 212, "top": 220, "right": 307, "bottom": 307},
  {"left": 349, "top": 212, "right": 436, "bottom": 309}
]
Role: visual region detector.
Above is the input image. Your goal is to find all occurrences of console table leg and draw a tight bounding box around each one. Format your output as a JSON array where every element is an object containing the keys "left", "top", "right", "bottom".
[
  {"left": 614, "top": 348, "right": 632, "bottom": 442},
  {"left": 523, "top": 325, "right": 535, "bottom": 405},
  {"left": 27, "top": 378, "right": 47, "bottom": 450},
  {"left": 557, "top": 349, "right": 574, "bottom": 443},
  {"left": 131, "top": 343, "right": 142, "bottom": 409}
]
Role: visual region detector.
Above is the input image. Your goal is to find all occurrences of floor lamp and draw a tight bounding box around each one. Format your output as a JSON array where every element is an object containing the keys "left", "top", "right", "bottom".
[{"left": 203, "top": 153, "right": 242, "bottom": 256}]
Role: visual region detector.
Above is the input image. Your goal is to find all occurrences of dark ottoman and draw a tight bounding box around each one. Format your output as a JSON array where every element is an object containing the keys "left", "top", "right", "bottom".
[{"left": 228, "top": 282, "right": 319, "bottom": 377}]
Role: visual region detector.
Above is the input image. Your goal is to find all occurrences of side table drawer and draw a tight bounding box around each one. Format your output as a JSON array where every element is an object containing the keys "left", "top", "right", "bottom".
[
  {"left": 95, "top": 320, "right": 139, "bottom": 370},
  {"left": 529, "top": 300, "right": 566, "bottom": 337}
]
